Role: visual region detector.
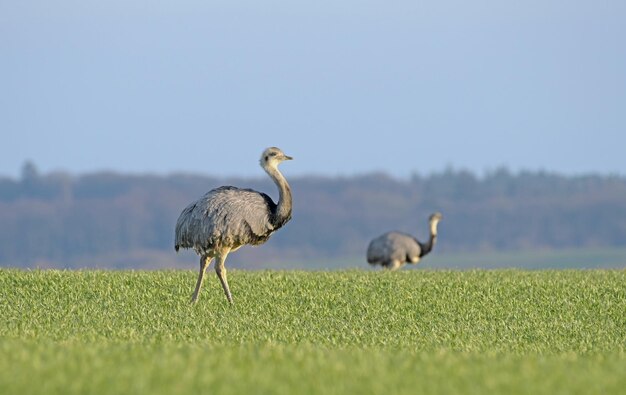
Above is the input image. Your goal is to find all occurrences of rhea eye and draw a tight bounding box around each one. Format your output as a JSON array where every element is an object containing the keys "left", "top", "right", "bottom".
[{"left": 269, "top": 152, "right": 277, "bottom": 156}]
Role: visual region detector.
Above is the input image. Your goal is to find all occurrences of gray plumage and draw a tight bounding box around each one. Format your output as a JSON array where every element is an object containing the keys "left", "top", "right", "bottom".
[
  {"left": 367, "top": 212, "right": 442, "bottom": 270},
  {"left": 175, "top": 147, "right": 293, "bottom": 304},
  {"left": 175, "top": 187, "right": 284, "bottom": 253}
]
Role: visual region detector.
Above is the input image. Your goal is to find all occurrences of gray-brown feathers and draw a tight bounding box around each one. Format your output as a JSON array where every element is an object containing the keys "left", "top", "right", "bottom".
[
  {"left": 367, "top": 232, "right": 422, "bottom": 268},
  {"left": 175, "top": 186, "right": 280, "bottom": 254},
  {"left": 367, "top": 212, "right": 442, "bottom": 270}
]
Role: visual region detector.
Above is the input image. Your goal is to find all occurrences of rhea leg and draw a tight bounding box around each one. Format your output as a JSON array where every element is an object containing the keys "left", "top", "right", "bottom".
[
  {"left": 214, "top": 250, "right": 233, "bottom": 304},
  {"left": 191, "top": 254, "right": 212, "bottom": 304},
  {"left": 388, "top": 260, "right": 403, "bottom": 271}
]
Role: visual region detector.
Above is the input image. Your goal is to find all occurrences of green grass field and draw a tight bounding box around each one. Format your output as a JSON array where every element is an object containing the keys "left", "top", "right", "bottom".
[{"left": 1, "top": 269, "right": 625, "bottom": 394}]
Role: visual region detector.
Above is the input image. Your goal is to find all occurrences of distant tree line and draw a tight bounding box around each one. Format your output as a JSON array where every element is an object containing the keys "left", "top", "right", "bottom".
[{"left": 1, "top": 162, "right": 625, "bottom": 268}]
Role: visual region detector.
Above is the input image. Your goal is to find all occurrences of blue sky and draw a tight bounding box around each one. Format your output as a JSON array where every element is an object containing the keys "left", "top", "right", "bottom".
[{"left": 2, "top": 0, "right": 625, "bottom": 179}]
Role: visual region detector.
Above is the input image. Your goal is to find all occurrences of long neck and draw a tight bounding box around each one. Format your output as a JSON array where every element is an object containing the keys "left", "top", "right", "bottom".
[
  {"left": 419, "top": 219, "right": 439, "bottom": 257},
  {"left": 265, "top": 164, "right": 292, "bottom": 228}
]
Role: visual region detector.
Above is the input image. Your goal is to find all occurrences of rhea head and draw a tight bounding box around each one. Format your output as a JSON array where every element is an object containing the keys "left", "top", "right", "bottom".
[{"left": 260, "top": 147, "right": 293, "bottom": 170}]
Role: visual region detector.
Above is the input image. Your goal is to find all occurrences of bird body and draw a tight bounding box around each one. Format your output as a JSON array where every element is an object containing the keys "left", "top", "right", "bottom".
[
  {"left": 175, "top": 147, "right": 293, "bottom": 303},
  {"left": 367, "top": 213, "right": 442, "bottom": 270},
  {"left": 175, "top": 186, "right": 280, "bottom": 254},
  {"left": 366, "top": 231, "right": 423, "bottom": 267}
]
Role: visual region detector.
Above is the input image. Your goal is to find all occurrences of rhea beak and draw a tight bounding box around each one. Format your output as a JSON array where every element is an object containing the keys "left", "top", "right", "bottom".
[{"left": 283, "top": 155, "right": 294, "bottom": 161}]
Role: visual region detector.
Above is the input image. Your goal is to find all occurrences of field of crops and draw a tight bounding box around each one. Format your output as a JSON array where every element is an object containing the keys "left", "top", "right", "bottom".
[{"left": 1, "top": 269, "right": 624, "bottom": 394}]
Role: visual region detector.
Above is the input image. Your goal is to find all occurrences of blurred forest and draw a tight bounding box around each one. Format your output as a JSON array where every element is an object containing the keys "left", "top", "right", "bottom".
[{"left": 1, "top": 162, "right": 625, "bottom": 269}]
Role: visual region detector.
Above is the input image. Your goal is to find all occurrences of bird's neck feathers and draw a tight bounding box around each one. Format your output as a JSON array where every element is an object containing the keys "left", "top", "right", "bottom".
[
  {"left": 429, "top": 218, "right": 440, "bottom": 237},
  {"left": 419, "top": 219, "right": 440, "bottom": 257},
  {"left": 264, "top": 163, "right": 292, "bottom": 227}
]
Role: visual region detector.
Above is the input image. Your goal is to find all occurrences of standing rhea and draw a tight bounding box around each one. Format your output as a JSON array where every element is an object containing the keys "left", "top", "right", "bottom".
[
  {"left": 367, "top": 212, "right": 443, "bottom": 271},
  {"left": 175, "top": 147, "right": 293, "bottom": 304}
]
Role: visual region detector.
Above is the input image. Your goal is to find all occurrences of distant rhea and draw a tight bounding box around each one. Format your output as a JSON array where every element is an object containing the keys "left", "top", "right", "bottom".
[
  {"left": 175, "top": 147, "right": 293, "bottom": 304},
  {"left": 366, "top": 212, "right": 443, "bottom": 271}
]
